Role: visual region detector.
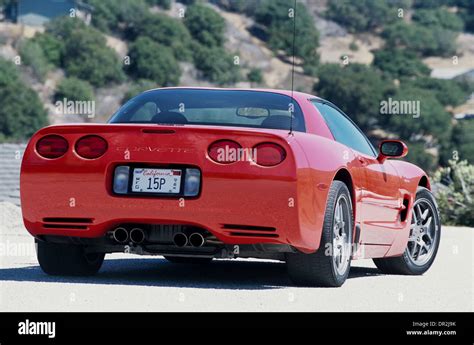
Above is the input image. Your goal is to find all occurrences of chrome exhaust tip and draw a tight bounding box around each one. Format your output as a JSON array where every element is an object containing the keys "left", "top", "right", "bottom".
[
  {"left": 189, "top": 233, "right": 205, "bottom": 248},
  {"left": 112, "top": 227, "right": 129, "bottom": 244},
  {"left": 173, "top": 233, "right": 188, "bottom": 247},
  {"left": 130, "top": 228, "right": 146, "bottom": 244}
]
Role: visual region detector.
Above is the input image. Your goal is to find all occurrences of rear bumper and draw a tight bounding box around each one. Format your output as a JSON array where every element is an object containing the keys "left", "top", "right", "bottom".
[
  {"left": 20, "top": 126, "right": 322, "bottom": 252},
  {"left": 22, "top": 172, "right": 301, "bottom": 246}
]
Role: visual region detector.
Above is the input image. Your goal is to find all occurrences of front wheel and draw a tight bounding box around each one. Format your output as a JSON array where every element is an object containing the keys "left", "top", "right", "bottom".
[
  {"left": 37, "top": 241, "right": 105, "bottom": 276},
  {"left": 286, "top": 181, "right": 353, "bottom": 287},
  {"left": 373, "top": 187, "right": 441, "bottom": 275}
]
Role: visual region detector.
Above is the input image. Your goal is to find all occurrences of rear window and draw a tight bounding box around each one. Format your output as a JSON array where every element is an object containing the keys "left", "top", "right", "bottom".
[{"left": 109, "top": 89, "right": 305, "bottom": 132}]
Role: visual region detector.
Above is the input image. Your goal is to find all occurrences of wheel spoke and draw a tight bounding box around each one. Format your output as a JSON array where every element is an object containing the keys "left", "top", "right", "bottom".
[
  {"left": 421, "top": 208, "right": 429, "bottom": 221},
  {"left": 416, "top": 205, "right": 423, "bottom": 221},
  {"left": 424, "top": 216, "right": 432, "bottom": 230}
]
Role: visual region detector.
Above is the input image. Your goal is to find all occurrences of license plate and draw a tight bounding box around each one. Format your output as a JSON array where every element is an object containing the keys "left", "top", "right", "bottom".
[{"left": 132, "top": 168, "right": 182, "bottom": 194}]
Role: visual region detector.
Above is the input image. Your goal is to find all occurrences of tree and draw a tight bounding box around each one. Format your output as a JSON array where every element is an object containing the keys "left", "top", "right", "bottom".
[
  {"left": 451, "top": 120, "right": 474, "bottom": 164},
  {"left": 373, "top": 48, "right": 431, "bottom": 78},
  {"left": 254, "top": 0, "right": 319, "bottom": 66},
  {"left": 31, "top": 33, "right": 64, "bottom": 67},
  {"left": 314, "top": 63, "right": 393, "bottom": 132},
  {"left": 247, "top": 68, "right": 263, "bottom": 83},
  {"left": 211, "top": 0, "right": 258, "bottom": 14},
  {"left": 122, "top": 79, "right": 159, "bottom": 104},
  {"left": 54, "top": 77, "right": 94, "bottom": 103},
  {"left": 408, "top": 77, "right": 469, "bottom": 107},
  {"left": 382, "top": 21, "right": 457, "bottom": 57},
  {"left": 193, "top": 45, "right": 240, "bottom": 85},
  {"left": 18, "top": 40, "right": 51, "bottom": 81},
  {"left": 145, "top": 0, "right": 171, "bottom": 9},
  {"left": 412, "top": 8, "right": 464, "bottom": 31},
  {"left": 184, "top": 3, "right": 226, "bottom": 48},
  {"left": 45, "top": 17, "right": 125, "bottom": 87},
  {"left": 0, "top": 58, "right": 48, "bottom": 141},
  {"left": 325, "top": 0, "right": 400, "bottom": 33},
  {"left": 132, "top": 14, "right": 193, "bottom": 61},
  {"left": 84, "top": 0, "right": 149, "bottom": 33},
  {"left": 404, "top": 141, "right": 438, "bottom": 173},
  {"left": 380, "top": 84, "right": 452, "bottom": 143},
  {"left": 127, "top": 37, "right": 180, "bottom": 86}
]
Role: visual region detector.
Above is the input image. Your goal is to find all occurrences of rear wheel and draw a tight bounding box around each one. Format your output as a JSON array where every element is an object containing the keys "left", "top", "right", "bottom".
[
  {"left": 373, "top": 187, "right": 441, "bottom": 275},
  {"left": 286, "top": 181, "right": 353, "bottom": 287},
  {"left": 164, "top": 256, "right": 213, "bottom": 264},
  {"left": 37, "top": 241, "right": 104, "bottom": 276}
]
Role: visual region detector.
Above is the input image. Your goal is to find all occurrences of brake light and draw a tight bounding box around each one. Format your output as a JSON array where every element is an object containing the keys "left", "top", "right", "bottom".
[
  {"left": 253, "top": 143, "right": 286, "bottom": 166},
  {"left": 75, "top": 135, "right": 108, "bottom": 159},
  {"left": 208, "top": 140, "right": 242, "bottom": 164},
  {"left": 36, "top": 135, "right": 69, "bottom": 159}
]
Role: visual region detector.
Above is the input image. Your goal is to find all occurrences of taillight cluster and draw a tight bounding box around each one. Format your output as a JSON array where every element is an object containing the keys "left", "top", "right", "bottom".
[
  {"left": 207, "top": 140, "right": 286, "bottom": 167},
  {"left": 36, "top": 135, "right": 107, "bottom": 159}
]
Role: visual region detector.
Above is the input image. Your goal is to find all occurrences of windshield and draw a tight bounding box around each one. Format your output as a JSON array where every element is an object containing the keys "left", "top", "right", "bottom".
[{"left": 109, "top": 89, "right": 305, "bottom": 132}]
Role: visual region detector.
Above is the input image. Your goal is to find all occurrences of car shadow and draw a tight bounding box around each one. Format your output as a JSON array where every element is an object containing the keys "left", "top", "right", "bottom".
[{"left": 0, "top": 258, "right": 384, "bottom": 290}]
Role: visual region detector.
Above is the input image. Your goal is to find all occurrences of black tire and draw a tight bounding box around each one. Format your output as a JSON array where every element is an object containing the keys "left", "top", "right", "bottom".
[
  {"left": 286, "top": 181, "right": 353, "bottom": 287},
  {"left": 164, "top": 256, "right": 213, "bottom": 264},
  {"left": 37, "top": 241, "right": 105, "bottom": 276},
  {"left": 373, "top": 187, "right": 441, "bottom": 275}
]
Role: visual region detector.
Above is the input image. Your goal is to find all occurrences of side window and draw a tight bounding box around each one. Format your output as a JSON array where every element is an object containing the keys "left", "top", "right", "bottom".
[{"left": 314, "top": 102, "right": 376, "bottom": 157}]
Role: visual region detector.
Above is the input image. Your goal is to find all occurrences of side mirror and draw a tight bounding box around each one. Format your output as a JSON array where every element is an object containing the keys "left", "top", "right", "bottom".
[{"left": 378, "top": 140, "right": 408, "bottom": 162}]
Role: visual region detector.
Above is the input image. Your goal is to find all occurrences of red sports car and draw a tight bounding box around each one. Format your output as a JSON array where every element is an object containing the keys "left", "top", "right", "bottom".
[{"left": 20, "top": 88, "right": 441, "bottom": 287}]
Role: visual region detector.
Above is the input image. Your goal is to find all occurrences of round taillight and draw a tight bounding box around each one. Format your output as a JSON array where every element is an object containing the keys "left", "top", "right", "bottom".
[
  {"left": 36, "top": 135, "right": 69, "bottom": 159},
  {"left": 253, "top": 143, "right": 286, "bottom": 166},
  {"left": 75, "top": 135, "right": 108, "bottom": 159},
  {"left": 208, "top": 140, "right": 242, "bottom": 164}
]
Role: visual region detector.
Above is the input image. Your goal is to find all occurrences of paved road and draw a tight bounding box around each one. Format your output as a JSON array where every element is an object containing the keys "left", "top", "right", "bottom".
[{"left": 0, "top": 202, "right": 472, "bottom": 312}]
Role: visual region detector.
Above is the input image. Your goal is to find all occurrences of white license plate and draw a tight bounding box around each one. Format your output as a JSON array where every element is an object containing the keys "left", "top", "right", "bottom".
[{"left": 132, "top": 168, "right": 182, "bottom": 194}]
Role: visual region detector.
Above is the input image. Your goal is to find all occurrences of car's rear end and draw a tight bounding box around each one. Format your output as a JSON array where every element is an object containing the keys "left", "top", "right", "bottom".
[{"left": 20, "top": 89, "right": 316, "bottom": 263}]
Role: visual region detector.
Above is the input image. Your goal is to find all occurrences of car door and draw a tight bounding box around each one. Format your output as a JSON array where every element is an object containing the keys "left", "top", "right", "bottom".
[{"left": 314, "top": 102, "right": 402, "bottom": 245}]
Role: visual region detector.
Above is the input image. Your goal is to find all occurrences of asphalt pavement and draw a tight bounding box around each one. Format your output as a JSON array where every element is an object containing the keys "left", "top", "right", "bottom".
[{"left": 0, "top": 202, "right": 472, "bottom": 312}]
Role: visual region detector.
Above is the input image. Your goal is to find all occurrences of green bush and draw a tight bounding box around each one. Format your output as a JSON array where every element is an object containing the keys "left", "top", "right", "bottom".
[
  {"left": 31, "top": 33, "right": 64, "bottom": 67},
  {"left": 127, "top": 37, "right": 180, "bottom": 86},
  {"left": 408, "top": 77, "right": 468, "bottom": 107},
  {"left": 380, "top": 84, "right": 452, "bottom": 143},
  {"left": 247, "top": 68, "right": 263, "bottom": 83},
  {"left": 193, "top": 45, "right": 240, "bottom": 85},
  {"left": 211, "top": 0, "right": 258, "bottom": 14},
  {"left": 122, "top": 79, "right": 159, "bottom": 104},
  {"left": 404, "top": 141, "right": 438, "bottom": 173},
  {"left": 46, "top": 17, "right": 125, "bottom": 87},
  {"left": 382, "top": 21, "right": 457, "bottom": 57},
  {"left": 132, "top": 14, "right": 193, "bottom": 61},
  {"left": 84, "top": 0, "right": 149, "bottom": 33},
  {"left": 373, "top": 48, "right": 431, "bottom": 78},
  {"left": 254, "top": 0, "right": 319, "bottom": 64},
  {"left": 184, "top": 3, "right": 226, "bottom": 48},
  {"left": 325, "top": 0, "right": 400, "bottom": 33},
  {"left": 0, "top": 58, "right": 48, "bottom": 141},
  {"left": 412, "top": 8, "right": 464, "bottom": 31},
  {"left": 54, "top": 77, "right": 94, "bottom": 103},
  {"left": 145, "top": 0, "right": 171, "bottom": 9},
  {"left": 314, "top": 63, "right": 393, "bottom": 132},
  {"left": 432, "top": 159, "right": 474, "bottom": 226},
  {"left": 18, "top": 40, "right": 51, "bottom": 81},
  {"left": 451, "top": 120, "right": 474, "bottom": 164}
]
